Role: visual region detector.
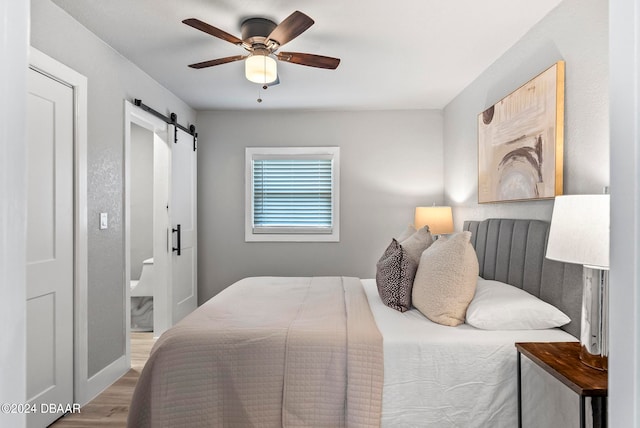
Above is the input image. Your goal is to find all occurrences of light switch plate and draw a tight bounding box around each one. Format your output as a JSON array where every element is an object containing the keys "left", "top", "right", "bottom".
[{"left": 100, "top": 212, "right": 108, "bottom": 230}]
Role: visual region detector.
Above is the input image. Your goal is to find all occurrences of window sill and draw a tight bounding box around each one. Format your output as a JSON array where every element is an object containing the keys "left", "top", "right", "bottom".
[{"left": 245, "top": 231, "right": 340, "bottom": 242}]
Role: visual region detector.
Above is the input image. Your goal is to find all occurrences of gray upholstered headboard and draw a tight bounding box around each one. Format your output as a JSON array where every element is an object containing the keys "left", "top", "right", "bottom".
[{"left": 463, "top": 218, "right": 583, "bottom": 338}]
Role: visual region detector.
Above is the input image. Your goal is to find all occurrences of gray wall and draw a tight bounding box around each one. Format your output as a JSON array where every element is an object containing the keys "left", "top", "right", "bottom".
[
  {"left": 31, "top": 0, "right": 196, "bottom": 377},
  {"left": 130, "top": 124, "right": 153, "bottom": 280},
  {"left": 443, "top": 0, "right": 609, "bottom": 229},
  {"left": 197, "top": 109, "right": 443, "bottom": 301}
]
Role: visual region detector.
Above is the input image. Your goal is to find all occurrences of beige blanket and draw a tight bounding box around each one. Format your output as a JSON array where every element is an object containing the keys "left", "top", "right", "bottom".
[{"left": 128, "top": 276, "right": 383, "bottom": 427}]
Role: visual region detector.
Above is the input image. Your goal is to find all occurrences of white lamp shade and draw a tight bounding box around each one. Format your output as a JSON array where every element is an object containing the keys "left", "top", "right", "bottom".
[
  {"left": 245, "top": 54, "right": 277, "bottom": 84},
  {"left": 414, "top": 206, "right": 454, "bottom": 235},
  {"left": 546, "top": 194, "right": 610, "bottom": 268}
]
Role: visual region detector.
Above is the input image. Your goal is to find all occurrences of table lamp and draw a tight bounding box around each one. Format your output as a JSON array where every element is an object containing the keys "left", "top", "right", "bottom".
[
  {"left": 546, "top": 194, "right": 610, "bottom": 370},
  {"left": 414, "top": 206, "right": 454, "bottom": 236}
]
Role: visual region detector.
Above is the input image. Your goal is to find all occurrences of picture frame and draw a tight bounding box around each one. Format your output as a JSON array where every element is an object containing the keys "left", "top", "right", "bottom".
[{"left": 477, "top": 61, "right": 564, "bottom": 204}]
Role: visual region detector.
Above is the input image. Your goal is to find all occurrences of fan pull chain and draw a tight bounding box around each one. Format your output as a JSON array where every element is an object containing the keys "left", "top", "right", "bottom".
[
  {"left": 257, "top": 83, "right": 270, "bottom": 103},
  {"left": 257, "top": 57, "right": 266, "bottom": 103}
]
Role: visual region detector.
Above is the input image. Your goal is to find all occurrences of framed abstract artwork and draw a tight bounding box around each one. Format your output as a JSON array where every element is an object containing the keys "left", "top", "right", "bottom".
[{"left": 478, "top": 61, "right": 565, "bottom": 203}]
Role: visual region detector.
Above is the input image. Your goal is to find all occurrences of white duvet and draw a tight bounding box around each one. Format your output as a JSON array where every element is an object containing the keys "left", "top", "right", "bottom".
[{"left": 361, "top": 279, "right": 587, "bottom": 428}]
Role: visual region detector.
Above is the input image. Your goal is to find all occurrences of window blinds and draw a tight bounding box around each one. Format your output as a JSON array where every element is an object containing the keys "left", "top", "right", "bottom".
[{"left": 252, "top": 157, "right": 333, "bottom": 234}]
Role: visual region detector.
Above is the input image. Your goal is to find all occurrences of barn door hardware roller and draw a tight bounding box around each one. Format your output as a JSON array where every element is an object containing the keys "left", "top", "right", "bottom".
[{"left": 133, "top": 99, "right": 197, "bottom": 150}]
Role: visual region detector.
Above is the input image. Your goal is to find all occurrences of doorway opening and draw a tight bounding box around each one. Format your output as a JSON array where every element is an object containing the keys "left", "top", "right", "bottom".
[
  {"left": 124, "top": 99, "right": 198, "bottom": 365},
  {"left": 129, "top": 123, "right": 155, "bottom": 332},
  {"left": 124, "top": 100, "right": 172, "bottom": 365}
]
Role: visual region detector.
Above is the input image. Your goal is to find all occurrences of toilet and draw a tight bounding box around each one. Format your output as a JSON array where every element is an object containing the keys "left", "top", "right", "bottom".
[{"left": 131, "top": 258, "right": 154, "bottom": 331}]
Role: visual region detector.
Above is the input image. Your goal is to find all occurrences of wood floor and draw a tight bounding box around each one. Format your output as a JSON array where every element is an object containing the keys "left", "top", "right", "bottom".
[{"left": 50, "top": 332, "right": 154, "bottom": 427}]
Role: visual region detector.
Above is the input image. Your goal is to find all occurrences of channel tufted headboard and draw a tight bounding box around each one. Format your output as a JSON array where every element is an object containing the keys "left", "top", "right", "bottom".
[{"left": 463, "top": 218, "right": 583, "bottom": 338}]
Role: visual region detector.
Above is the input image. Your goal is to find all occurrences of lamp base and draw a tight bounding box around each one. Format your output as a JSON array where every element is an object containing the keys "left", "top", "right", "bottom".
[
  {"left": 580, "top": 344, "right": 608, "bottom": 371},
  {"left": 580, "top": 267, "right": 609, "bottom": 372}
]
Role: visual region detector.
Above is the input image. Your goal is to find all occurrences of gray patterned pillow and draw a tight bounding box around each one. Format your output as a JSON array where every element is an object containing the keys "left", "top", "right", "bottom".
[{"left": 375, "top": 239, "right": 418, "bottom": 312}]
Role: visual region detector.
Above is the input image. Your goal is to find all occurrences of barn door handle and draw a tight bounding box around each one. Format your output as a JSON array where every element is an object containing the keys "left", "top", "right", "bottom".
[{"left": 172, "top": 224, "right": 181, "bottom": 256}]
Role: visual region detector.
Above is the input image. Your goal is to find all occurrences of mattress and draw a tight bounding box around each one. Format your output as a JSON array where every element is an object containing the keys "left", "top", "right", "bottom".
[
  {"left": 361, "top": 278, "right": 584, "bottom": 427},
  {"left": 130, "top": 275, "right": 587, "bottom": 427}
]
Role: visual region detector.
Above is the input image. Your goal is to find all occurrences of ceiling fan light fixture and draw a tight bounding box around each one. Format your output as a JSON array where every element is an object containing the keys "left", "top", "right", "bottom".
[{"left": 245, "top": 53, "right": 277, "bottom": 84}]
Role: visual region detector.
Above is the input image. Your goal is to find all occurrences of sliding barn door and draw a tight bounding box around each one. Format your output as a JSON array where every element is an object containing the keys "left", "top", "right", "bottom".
[{"left": 170, "top": 127, "right": 198, "bottom": 323}]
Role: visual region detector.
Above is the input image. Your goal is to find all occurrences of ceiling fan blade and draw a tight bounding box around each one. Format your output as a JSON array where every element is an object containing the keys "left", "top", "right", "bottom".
[
  {"left": 183, "top": 18, "right": 244, "bottom": 46},
  {"left": 266, "top": 11, "right": 314, "bottom": 47},
  {"left": 188, "top": 55, "right": 247, "bottom": 69},
  {"left": 277, "top": 52, "right": 340, "bottom": 69}
]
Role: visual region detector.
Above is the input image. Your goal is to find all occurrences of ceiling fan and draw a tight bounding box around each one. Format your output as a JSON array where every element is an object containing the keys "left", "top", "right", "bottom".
[{"left": 182, "top": 11, "right": 340, "bottom": 85}]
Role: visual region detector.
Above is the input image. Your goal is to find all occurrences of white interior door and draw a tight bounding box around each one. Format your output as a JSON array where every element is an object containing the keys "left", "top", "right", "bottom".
[
  {"left": 26, "top": 68, "right": 74, "bottom": 427},
  {"left": 170, "top": 127, "right": 198, "bottom": 323}
]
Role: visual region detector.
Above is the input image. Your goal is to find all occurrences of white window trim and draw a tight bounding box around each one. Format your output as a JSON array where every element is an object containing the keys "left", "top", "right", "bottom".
[{"left": 245, "top": 147, "right": 340, "bottom": 242}]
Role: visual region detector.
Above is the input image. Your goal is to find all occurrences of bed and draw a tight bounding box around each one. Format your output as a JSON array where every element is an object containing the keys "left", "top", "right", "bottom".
[{"left": 128, "top": 218, "right": 585, "bottom": 427}]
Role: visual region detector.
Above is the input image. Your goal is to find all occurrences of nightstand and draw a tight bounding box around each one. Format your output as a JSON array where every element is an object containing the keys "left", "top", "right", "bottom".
[{"left": 515, "top": 342, "right": 608, "bottom": 428}]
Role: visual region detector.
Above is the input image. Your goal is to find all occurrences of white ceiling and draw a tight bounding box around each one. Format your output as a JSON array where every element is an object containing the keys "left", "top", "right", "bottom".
[{"left": 51, "top": 0, "right": 562, "bottom": 111}]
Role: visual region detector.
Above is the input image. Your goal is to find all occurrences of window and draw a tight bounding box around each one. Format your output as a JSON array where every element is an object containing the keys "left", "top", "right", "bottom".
[{"left": 245, "top": 147, "right": 340, "bottom": 242}]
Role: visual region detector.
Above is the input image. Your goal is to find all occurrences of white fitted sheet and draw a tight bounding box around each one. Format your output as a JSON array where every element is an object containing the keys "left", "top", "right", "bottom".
[{"left": 361, "top": 279, "right": 583, "bottom": 427}]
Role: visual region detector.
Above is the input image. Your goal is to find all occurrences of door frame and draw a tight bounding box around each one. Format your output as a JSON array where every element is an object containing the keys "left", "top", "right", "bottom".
[
  {"left": 124, "top": 100, "right": 172, "bottom": 350},
  {"left": 28, "top": 48, "right": 90, "bottom": 404}
]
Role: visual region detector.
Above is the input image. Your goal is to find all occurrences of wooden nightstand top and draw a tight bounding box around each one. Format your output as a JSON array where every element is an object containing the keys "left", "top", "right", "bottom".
[{"left": 515, "top": 342, "right": 608, "bottom": 397}]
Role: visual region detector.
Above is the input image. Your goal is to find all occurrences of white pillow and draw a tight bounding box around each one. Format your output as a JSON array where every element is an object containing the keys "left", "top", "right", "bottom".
[{"left": 465, "top": 278, "right": 571, "bottom": 330}]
